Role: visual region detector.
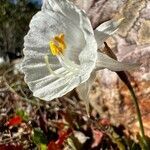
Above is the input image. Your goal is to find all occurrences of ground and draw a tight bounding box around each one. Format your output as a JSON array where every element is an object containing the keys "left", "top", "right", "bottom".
[{"left": 0, "top": 60, "right": 149, "bottom": 150}]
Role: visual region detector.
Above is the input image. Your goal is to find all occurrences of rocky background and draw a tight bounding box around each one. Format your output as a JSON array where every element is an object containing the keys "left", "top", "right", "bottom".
[{"left": 74, "top": 0, "right": 150, "bottom": 137}]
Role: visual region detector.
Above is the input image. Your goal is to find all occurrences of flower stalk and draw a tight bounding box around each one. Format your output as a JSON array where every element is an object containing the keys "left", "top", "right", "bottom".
[
  {"left": 103, "top": 42, "right": 148, "bottom": 149},
  {"left": 117, "top": 71, "right": 148, "bottom": 149}
]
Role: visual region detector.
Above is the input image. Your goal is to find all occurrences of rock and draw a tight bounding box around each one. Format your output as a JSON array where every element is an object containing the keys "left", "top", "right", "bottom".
[{"left": 76, "top": 0, "right": 150, "bottom": 137}]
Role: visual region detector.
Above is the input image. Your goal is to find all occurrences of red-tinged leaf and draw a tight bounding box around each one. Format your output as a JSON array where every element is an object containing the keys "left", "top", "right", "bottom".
[
  {"left": 6, "top": 116, "right": 22, "bottom": 126},
  {"left": 57, "top": 129, "right": 72, "bottom": 145},
  {"left": 48, "top": 141, "right": 61, "bottom": 150},
  {"left": 92, "top": 129, "right": 104, "bottom": 148},
  {"left": 0, "top": 144, "right": 23, "bottom": 150},
  {"left": 54, "top": 122, "right": 65, "bottom": 130},
  {"left": 47, "top": 129, "right": 72, "bottom": 150},
  {"left": 99, "top": 118, "right": 110, "bottom": 126}
]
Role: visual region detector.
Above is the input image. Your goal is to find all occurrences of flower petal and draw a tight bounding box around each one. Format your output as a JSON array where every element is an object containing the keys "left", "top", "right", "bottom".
[
  {"left": 24, "top": 11, "right": 71, "bottom": 51},
  {"left": 94, "top": 19, "right": 123, "bottom": 47},
  {"left": 22, "top": 49, "right": 76, "bottom": 100},
  {"left": 22, "top": 0, "right": 97, "bottom": 101},
  {"left": 42, "top": 0, "right": 98, "bottom": 70},
  {"left": 76, "top": 72, "right": 96, "bottom": 115},
  {"left": 96, "top": 52, "right": 139, "bottom": 71},
  {"left": 23, "top": 64, "right": 74, "bottom": 101},
  {"left": 42, "top": 0, "right": 81, "bottom": 26}
]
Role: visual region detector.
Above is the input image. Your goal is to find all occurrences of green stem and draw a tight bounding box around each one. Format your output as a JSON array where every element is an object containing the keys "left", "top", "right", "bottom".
[{"left": 116, "top": 71, "right": 148, "bottom": 149}]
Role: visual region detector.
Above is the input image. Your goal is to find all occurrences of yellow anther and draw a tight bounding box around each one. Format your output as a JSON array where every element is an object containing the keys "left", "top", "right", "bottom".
[
  {"left": 49, "top": 41, "right": 63, "bottom": 56},
  {"left": 49, "top": 33, "right": 66, "bottom": 56},
  {"left": 59, "top": 33, "right": 64, "bottom": 40},
  {"left": 54, "top": 35, "right": 66, "bottom": 50}
]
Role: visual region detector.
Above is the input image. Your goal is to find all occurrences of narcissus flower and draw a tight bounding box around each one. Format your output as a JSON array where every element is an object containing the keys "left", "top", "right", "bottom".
[{"left": 22, "top": 0, "right": 137, "bottom": 101}]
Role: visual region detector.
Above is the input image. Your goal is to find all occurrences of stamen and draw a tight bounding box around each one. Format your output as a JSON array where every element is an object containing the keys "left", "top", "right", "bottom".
[
  {"left": 44, "top": 55, "right": 76, "bottom": 80},
  {"left": 49, "top": 33, "right": 79, "bottom": 76},
  {"left": 44, "top": 55, "right": 63, "bottom": 77},
  {"left": 57, "top": 53, "right": 79, "bottom": 72},
  {"left": 49, "top": 33, "right": 66, "bottom": 56},
  {"left": 49, "top": 41, "right": 61, "bottom": 56},
  {"left": 54, "top": 33, "right": 66, "bottom": 50}
]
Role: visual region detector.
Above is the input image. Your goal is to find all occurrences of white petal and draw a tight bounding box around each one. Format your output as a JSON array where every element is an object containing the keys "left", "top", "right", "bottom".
[
  {"left": 22, "top": 58, "right": 75, "bottom": 101},
  {"left": 42, "top": 0, "right": 81, "bottom": 26},
  {"left": 42, "top": 0, "right": 98, "bottom": 73},
  {"left": 24, "top": 11, "right": 65, "bottom": 50},
  {"left": 94, "top": 19, "right": 123, "bottom": 47},
  {"left": 32, "top": 72, "right": 72, "bottom": 100},
  {"left": 22, "top": 49, "right": 79, "bottom": 101},
  {"left": 76, "top": 72, "right": 96, "bottom": 115},
  {"left": 76, "top": 72, "right": 95, "bottom": 100},
  {"left": 96, "top": 52, "right": 139, "bottom": 71},
  {"left": 22, "top": 0, "right": 97, "bottom": 101}
]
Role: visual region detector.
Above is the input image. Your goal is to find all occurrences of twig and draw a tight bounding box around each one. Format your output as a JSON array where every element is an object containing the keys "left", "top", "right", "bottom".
[{"left": 2, "top": 66, "right": 43, "bottom": 106}]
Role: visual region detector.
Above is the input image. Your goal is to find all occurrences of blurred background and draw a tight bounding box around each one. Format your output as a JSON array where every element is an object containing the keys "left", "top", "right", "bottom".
[{"left": 0, "top": 0, "right": 42, "bottom": 62}]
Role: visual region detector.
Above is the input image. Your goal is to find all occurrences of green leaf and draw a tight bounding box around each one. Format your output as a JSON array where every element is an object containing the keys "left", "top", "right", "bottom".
[
  {"left": 67, "top": 138, "right": 78, "bottom": 150},
  {"left": 16, "top": 109, "right": 29, "bottom": 122},
  {"left": 138, "top": 134, "right": 150, "bottom": 150},
  {"left": 40, "top": 144, "right": 47, "bottom": 150},
  {"left": 106, "top": 127, "right": 126, "bottom": 150},
  {"left": 32, "top": 128, "right": 48, "bottom": 145},
  {"left": 124, "top": 136, "right": 140, "bottom": 150}
]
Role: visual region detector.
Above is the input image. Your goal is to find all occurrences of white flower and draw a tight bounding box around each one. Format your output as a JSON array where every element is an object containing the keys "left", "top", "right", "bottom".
[{"left": 22, "top": 0, "right": 137, "bottom": 102}]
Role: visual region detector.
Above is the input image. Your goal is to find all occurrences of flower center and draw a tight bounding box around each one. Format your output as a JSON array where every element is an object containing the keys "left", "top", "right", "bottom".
[
  {"left": 49, "top": 33, "right": 66, "bottom": 56},
  {"left": 45, "top": 33, "right": 79, "bottom": 78}
]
